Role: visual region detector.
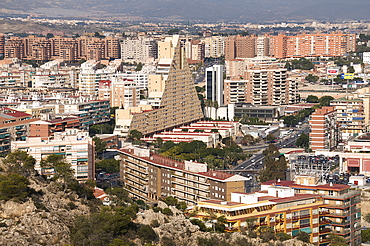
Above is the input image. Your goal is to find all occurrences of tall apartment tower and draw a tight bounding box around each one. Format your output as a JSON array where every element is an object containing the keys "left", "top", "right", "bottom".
[
  {"left": 121, "top": 38, "right": 157, "bottom": 63},
  {"left": 205, "top": 65, "right": 224, "bottom": 106},
  {"left": 330, "top": 97, "right": 370, "bottom": 141},
  {"left": 204, "top": 36, "right": 225, "bottom": 58},
  {"left": 256, "top": 35, "right": 270, "bottom": 57},
  {"left": 224, "top": 35, "right": 256, "bottom": 60},
  {"left": 309, "top": 106, "right": 339, "bottom": 151},
  {"left": 0, "top": 33, "right": 4, "bottom": 58},
  {"left": 244, "top": 65, "right": 288, "bottom": 105},
  {"left": 104, "top": 36, "right": 120, "bottom": 59},
  {"left": 4, "top": 37, "right": 24, "bottom": 59},
  {"left": 114, "top": 36, "right": 204, "bottom": 137},
  {"left": 185, "top": 40, "right": 205, "bottom": 61}
]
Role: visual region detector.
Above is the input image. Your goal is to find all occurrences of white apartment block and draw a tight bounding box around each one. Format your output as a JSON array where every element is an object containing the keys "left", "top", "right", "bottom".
[
  {"left": 120, "top": 38, "right": 157, "bottom": 64},
  {"left": 11, "top": 129, "right": 95, "bottom": 181}
]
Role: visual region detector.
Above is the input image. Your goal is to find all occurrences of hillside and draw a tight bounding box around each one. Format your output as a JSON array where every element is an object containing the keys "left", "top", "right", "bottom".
[{"left": 0, "top": 0, "right": 370, "bottom": 22}]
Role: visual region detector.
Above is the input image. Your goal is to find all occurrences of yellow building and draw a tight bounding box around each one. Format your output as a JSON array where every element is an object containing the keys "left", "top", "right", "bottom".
[{"left": 191, "top": 179, "right": 361, "bottom": 245}]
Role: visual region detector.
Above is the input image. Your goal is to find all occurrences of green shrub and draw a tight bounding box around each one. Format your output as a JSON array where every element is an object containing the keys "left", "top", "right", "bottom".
[
  {"left": 152, "top": 207, "right": 162, "bottom": 213},
  {"left": 162, "top": 208, "right": 173, "bottom": 216},
  {"left": 67, "top": 201, "right": 77, "bottom": 210},
  {"left": 137, "top": 225, "right": 158, "bottom": 244},
  {"left": 276, "top": 232, "right": 292, "bottom": 241}
]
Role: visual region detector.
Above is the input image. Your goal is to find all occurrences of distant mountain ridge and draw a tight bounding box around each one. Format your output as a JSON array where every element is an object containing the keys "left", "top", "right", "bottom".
[{"left": 1, "top": 0, "right": 370, "bottom": 22}]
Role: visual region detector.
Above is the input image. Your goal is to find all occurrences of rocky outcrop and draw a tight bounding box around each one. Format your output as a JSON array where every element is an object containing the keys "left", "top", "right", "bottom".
[{"left": 0, "top": 176, "right": 90, "bottom": 246}]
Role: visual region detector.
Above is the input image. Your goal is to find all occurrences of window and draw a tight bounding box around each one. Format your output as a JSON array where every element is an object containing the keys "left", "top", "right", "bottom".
[{"left": 329, "top": 190, "right": 334, "bottom": 196}]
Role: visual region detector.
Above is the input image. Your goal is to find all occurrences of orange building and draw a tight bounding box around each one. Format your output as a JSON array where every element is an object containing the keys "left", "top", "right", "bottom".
[
  {"left": 309, "top": 106, "right": 339, "bottom": 151},
  {"left": 224, "top": 35, "right": 256, "bottom": 60},
  {"left": 0, "top": 33, "right": 4, "bottom": 58},
  {"left": 270, "top": 33, "right": 356, "bottom": 58},
  {"left": 4, "top": 37, "right": 24, "bottom": 59}
]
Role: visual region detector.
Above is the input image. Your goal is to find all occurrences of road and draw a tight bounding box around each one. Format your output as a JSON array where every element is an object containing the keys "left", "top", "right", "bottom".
[{"left": 231, "top": 123, "right": 310, "bottom": 192}]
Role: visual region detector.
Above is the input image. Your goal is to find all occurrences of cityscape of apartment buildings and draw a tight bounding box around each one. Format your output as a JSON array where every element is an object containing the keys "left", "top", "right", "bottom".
[{"left": 2, "top": 14, "right": 370, "bottom": 245}]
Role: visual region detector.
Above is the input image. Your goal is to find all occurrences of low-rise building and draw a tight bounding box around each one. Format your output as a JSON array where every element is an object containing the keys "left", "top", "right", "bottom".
[
  {"left": 0, "top": 108, "right": 37, "bottom": 155},
  {"left": 191, "top": 178, "right": 361, "bottom": 245},
  {"left": 11, "top": 128, "right": 95, "bottom": 181},
  {"left": 118, "top": 146, "right": 248, "bottom": 205}
]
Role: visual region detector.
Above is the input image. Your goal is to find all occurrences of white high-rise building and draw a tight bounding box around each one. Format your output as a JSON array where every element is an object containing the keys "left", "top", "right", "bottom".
[
  {"left": 120, "top": 38, "right": 157, "bottom": 64},
  {"left": 205, "top": 65, "right": 224, "bottom": 106}
]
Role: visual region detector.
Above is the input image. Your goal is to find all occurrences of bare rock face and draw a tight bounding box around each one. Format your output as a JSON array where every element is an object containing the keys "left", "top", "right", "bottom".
[
  {"left": 0, "top": 199, "right": 36, "bottom": 218},
  {"left": 0, "top": 176, "right": 90, "bottom": 246}
]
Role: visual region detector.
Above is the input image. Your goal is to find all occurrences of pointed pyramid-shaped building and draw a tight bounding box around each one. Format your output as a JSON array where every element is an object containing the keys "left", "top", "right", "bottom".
[{"left": 115, "top": 37, "right": 204, "bottom": 136}]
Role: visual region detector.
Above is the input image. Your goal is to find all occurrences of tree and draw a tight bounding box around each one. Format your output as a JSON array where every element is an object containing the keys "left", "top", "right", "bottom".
[
  {"left": 241, "top": 134, "right": 255, "bottom": 146},
  {"left": 264, "top": 134, "right": 276, "bottom": 142},
  {"left": 319, "top": 96, "right": 334, "bottom": 106},
  {"left": 0, "top": 173, "right": 31, "bottom": 202},
  {"left": 362, "top": 229, "right": 370, "bottom": 243},
  {"left": 296, "top": 133, "right": 309, "bottom": 149},
  {"left": 70, "top": 206, "right": 138, "bottom": 245},
  {"left": 347, "top": 66, "right": 355, "bottom": 73},
  {"left": 259, "top": 144, "right": 287, "bottom": 182},
  {"left": 137, "top": 225, "right": 158, "bottom": 244},
  {"left": 93, "top": 137, "right": 107, "bottom": 156},
  {"left": 96, "top": 159, "right": 120, "bottom": 173},
  {"left": 306, "top": 95, "right": 319, "bottom": 103},
  {"left": 168, "top": 29, "right": 180, "bottom": 35},
  {"left": 3, "top": 150, "right": 36, "bottom": 175},
  {"left": 128, "top": 130, "right": 143, "bottom": 143},
  {"left": 89, "top": 124, "right": 113, "bottom": 136},
  {"left": 297, "top": 231, "right": 310, "bottom": 243},
  {"left": 283, "top": 115, "right": 297, "bottom": 127},
  {"left": 40, "top": 154, "right": 74, "bottom": 191},
  {"left": 135, "top": 62, "right": 143, "bottom": 71},
  {"left": 276, "top": 232, "right": 292, "bottom": 241},
  {"left": 94, "top": 31, "right": 103, "bottom": 38},
  {"left": 329, "top": 233, "right": 347, "bottom": 246},
  {"left": 46, "top": 33, "right": 54, "bottom": 39},
  {"left": 305, "top": 74, "right": 319, "bottom": 82},
  {"left": 151, "top": 137, "right": 163, "bottom": 149}
]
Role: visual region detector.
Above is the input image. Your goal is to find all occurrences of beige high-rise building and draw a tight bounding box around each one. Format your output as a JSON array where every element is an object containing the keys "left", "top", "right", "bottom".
[
  {"left": 98, "top": 78, "right": 140, "bottom": 108},
  {"left": 4, "top": 37, "right": 24, "bottom": 59},
  {"left": 157, "top": 36, "right": 179, "bottom": 59},
  {"left": 185, "top": 40, "right": 205, "bottom": 61},
  {"left": 204, "top": 36, "right": 225, "bottom": 58},
  {"left": 224, "top": 65, "right": 292, "bottom": 106},
  {"left": 244, "top": 65, "right": 288, "bottom": 105},
  {"left": 23, "top": 35, "right": 52, "bottom": 61},
  {"left": 114, "top": 36, "right": 203, "bottom": 137}
]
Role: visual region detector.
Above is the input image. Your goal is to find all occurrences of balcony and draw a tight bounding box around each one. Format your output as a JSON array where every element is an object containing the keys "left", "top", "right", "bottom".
[
  {"left": 319, "top": 220, "right": 331, "bottom": 225},
  {"left": 319, "top": 228, "right": 331, "bottom": 234},
  {"left": 330, "top": 220, "right": 350, "bottom": 226}
]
